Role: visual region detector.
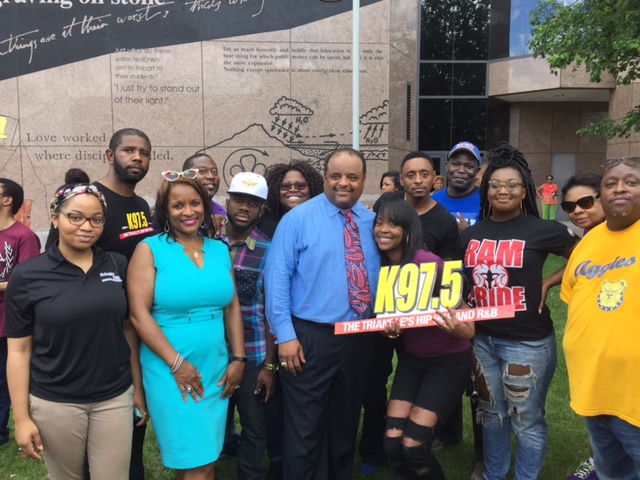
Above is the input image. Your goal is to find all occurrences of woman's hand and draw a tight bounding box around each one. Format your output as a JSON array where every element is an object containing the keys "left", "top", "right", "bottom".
[
  {"left": 219, "top": 361, "right": 244, "bottom": 399},
  {"left": 174, "top": 360, "right": 205, "bottom": 403},
  {"left": 383, "top": 320, "right": 401, "bottom": 339},
  {"left": 14, "top": 418, "right": 43, "bottom": 460},
  {"left": 538, "top": 266, "right": 565, "bottom": 313},
  {"left": 434, "top": 307, "right": 475, "bottom": 340}
]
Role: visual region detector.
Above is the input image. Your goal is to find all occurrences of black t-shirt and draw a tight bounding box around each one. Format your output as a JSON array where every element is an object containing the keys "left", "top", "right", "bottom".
[
  {"left": 45, "top": 182, "right": 154, "bottom": 260},
  {"left": 373, "top": 191, "right": 460, "bottom": 260},
  {"left": 5, "top": 245, "right": 132, "bottom": 403},
  {"left": 460, "top": 215, "right": 579, "bottom": 341},
  {"left": 257, "top": 211, "right": 281, "bottom": 241}
]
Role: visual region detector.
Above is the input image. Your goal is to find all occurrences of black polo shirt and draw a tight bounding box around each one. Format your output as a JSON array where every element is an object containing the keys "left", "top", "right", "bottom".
[{"left": 5, "top": 244, "right": 132, "bottom": 403}]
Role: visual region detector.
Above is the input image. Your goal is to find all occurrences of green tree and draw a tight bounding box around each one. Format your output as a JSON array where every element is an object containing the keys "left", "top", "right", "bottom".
[{"left": 529, "top": 0, "right": 640, "bottom": 139}]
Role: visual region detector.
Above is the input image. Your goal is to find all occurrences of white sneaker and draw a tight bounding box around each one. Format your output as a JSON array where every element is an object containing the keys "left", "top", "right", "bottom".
[{"left": 470, "top": 461, "right": 486, "bottom": 480}]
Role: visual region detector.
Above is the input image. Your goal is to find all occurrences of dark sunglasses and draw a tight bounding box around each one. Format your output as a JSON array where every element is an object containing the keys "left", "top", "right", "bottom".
[
  {"left": 279, "top": 181, "right": 308, "bottom": 191},
  {"left": 560, "top": 195, "right": 600, "bottom": 214}
]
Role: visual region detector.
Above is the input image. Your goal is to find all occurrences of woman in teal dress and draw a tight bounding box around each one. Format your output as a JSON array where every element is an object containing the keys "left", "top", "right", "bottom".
[{"left": 128, "top": 171, "right": 245, "bottom": 480}]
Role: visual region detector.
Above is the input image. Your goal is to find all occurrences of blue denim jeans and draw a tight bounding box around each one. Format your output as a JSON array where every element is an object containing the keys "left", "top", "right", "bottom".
[
  {"left": 586, "top": 415, "right": 640, "bottom": 480},
  {"left": 473, "top": 332, "right": 557, "bottom": 480}
]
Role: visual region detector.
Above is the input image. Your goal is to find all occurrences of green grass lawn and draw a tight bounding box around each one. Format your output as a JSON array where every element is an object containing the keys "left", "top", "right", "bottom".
[{"left": 0, "top": 255, "right": 589, "bottom": 479}]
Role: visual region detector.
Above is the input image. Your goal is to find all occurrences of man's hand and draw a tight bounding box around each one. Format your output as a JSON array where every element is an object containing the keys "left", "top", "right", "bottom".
[
  {"left": 278, "top": 339, "right": 306, "bottom": 376},
  {"left": 456, "top": 213, "right": 470, "bottom": 232},
  {"left": 255, "top": 368, "right": 276, "bottom": 403}
]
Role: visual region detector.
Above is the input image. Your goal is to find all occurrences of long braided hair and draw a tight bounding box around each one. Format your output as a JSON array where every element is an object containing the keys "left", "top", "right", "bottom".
[{"left": 479, "top": 142, "right": 540, "bottom": 220}]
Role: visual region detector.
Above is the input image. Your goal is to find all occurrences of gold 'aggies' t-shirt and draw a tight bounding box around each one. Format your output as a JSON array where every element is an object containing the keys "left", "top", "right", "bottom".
[{"left": 562, "top": 220, "right": 640, "bottom": 428}]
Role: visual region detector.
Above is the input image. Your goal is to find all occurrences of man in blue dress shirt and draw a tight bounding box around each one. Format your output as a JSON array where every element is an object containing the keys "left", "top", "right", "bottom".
[{"left": 265, "top": 147, "right": 380, "bottom": 480}]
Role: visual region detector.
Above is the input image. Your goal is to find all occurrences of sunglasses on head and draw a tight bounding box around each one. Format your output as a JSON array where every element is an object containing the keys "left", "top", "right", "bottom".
[
  {"left": 161, "top": 169, "right": 198, "bottom": 181},
  {"left": 601, "top": 157, "right": 640, "bottom": 171},
  {"left": 560, "top": 195, "right": 600, "bottom": 214}
]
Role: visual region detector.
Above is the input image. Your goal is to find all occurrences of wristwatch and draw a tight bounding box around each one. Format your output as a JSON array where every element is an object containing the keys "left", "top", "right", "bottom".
[
  {"left": 230, "top": 356, "right": 247, "bottom": 363},
  {"left": 262, "top": 363, "right": 279, "bottom": 373}
]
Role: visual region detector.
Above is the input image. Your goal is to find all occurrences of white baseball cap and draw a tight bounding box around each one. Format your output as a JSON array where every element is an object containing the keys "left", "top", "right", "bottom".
[{"left": 228, "top": 172, "right": 268, "bottom": 201}]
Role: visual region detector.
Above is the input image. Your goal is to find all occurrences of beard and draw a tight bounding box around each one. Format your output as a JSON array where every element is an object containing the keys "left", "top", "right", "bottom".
[
  {"left": 113, "top": 157, "right": 147, "bottom": 185},
  {"left": 227, "top": 215, "right": 255, "bottom": 234}
]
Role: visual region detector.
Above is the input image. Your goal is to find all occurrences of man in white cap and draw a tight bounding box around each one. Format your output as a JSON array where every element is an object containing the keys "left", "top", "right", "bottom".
[
  {"left": 219, "top": 172, "right": 277, "bottom": 480},
  {"left": 432, "top": 141, "right": 483, "bottom": 232}
]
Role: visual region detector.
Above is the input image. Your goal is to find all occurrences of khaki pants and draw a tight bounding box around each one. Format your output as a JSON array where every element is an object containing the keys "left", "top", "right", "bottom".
[{"left": 30, "top": 385, "right": 134, "bottom": 480}]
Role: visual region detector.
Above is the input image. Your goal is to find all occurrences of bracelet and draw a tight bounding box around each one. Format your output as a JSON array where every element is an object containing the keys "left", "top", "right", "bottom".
[
  {"left": 170, "top": 353, "right": 184, "bottom": 373},
  {"left": 230, "top": 356, "right": 247, "bottom": 363},
  {"left": 262, "top": 363, "right": 279, "bottom": 373}
]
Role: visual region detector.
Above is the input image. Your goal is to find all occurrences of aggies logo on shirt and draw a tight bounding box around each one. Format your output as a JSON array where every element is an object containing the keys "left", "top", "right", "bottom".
[{"left": 597, "top": 280, "right": 627, "bottom": 312}]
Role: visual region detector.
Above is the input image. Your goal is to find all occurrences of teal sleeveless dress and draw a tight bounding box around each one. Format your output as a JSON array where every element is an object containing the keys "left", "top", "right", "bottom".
[{"left": 140, "top": 234, "right": 234, "bottom": 469}]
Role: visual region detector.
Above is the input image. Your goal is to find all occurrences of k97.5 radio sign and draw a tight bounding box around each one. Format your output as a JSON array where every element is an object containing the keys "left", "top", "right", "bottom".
[{"left": 334, "top": 260, "right": 515, "bottom": 335}]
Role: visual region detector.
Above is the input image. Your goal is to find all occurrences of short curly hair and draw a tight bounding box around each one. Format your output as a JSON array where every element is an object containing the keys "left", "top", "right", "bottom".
[{"left": 264, "top": 160, "right": 324, "bottom": 218}]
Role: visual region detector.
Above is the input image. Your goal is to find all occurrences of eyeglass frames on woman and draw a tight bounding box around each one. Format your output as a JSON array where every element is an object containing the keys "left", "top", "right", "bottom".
[
  {"left": 59, "top": 211, "right": 106, "bottom": 227},
  {"left": 561, "top": 195, "right": 600, "bottom": 214},
  {"left": 488, "top": 180, "right": 524, "bottom": 191},
  {"left": 161, "top": 169, "right": 199, "bottom": 181},
  {"left": 279, "top": 181, "right": 308, "bottom": 191},
  {"left": 601, "top": 157, "right": 640, "bottom": 171}
]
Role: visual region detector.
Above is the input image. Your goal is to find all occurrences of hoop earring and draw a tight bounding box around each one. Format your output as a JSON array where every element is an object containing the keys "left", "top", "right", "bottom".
[
  {"left": 164, "top": 220, "right": 170, "bottom": 233},
  {"left": 201, "top": 221, "right": 206, "bottom": 229}
]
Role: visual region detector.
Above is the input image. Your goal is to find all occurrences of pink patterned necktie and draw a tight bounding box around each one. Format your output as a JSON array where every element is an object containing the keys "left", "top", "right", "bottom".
[{"left": 340, "top": 208, "right": 371, "bottom": 314}]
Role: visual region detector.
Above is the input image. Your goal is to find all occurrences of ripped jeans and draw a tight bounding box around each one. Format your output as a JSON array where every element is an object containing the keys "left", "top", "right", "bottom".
[{"left": 473, "top": 332, "right": 557, "bottom": 480}]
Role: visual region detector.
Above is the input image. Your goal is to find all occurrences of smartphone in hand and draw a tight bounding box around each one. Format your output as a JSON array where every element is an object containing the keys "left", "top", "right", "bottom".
[{"left": 257, "top": 384, "right": 267, "bottom": 404}]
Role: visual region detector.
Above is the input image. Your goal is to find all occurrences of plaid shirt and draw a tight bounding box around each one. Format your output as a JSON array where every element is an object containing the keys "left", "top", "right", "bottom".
[{"left": 221, "top": 227, "right": 270, "bottom": 369}]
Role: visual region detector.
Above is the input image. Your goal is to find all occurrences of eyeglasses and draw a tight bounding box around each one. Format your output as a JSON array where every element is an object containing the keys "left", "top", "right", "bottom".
[
  {"left": 279, "top": 181, "right": 308, "bottom": 191},
  {"left": 161, "top": 169, "right": 198, "bottom": 181},
  {"left": 194, "top": 167, "right": 218, "bottom": 176},
  {"left": 229, "top": 196, "right": 264, "bottom": 209},
  {"left": 0, "top": 193, "right": 10, "bottom": 199},
  {"left": 561, "top": 195, "right": 600, "bottom": 214},
  {"left": 488, "top": 180, "right": 524, "bottom": 191},
  {"left": 59, "top": 211, "right": 106, "bottom": 227},
  {"left": 601, "top": 157, "right": 640, "bottom": 171}
]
